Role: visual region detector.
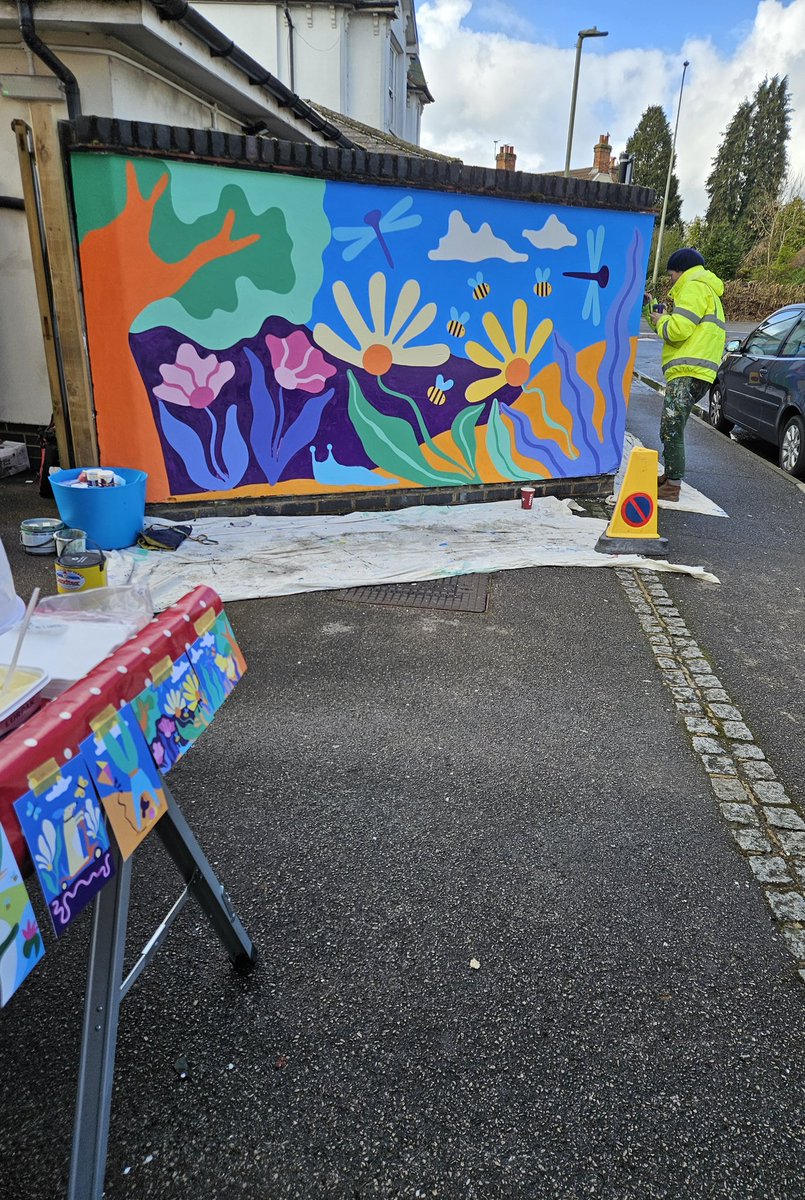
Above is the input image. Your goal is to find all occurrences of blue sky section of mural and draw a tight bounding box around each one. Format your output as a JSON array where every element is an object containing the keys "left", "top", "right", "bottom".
[{"left": 124, "top": 162, "right": 653, "bottom": 498}]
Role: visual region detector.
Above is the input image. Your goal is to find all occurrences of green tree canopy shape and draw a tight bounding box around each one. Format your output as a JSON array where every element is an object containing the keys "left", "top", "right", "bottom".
[
  {"left": 705, "top": 100, "right": 752, "bottom": 229},
  {"left": 626, "top": 105, "right": 682, "bottom": 227},
  {"left": 741, "top": 75, "right": 791, "bottom": 227},
  {"left": 706, "top": 78, "right": 791, "bottom": 235},
  {"left": 702, "top": 221, "right": 746, "bottom": 280},
  {"left": 71, "top": 154, "right": 330, "bottom": 348}
]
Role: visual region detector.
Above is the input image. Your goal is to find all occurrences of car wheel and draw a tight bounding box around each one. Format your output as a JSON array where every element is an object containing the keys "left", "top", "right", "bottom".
[
  {"left": 780, "top": 414, "right": 805, "bottom": 479},
  {"left": 708, "top": 385, "right": 733, "bottom": 433}
]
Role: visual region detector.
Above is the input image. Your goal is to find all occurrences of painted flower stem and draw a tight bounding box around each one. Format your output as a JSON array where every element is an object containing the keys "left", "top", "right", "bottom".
[
  {"left": 205, "top": 408, "right": 225, "bottom": 479},
  {"left": 377, "top": 375, "right": 473, "bottom": 479},
  {"left": 273, "top": 386, "right": 285, "bottom": 460}
]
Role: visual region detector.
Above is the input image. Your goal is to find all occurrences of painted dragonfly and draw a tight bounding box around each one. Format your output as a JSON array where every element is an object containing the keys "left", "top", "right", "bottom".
[
  {"left": 332, "top": 195, "right": 422, "bottom": 269},
  {"left": 562, "top": 224, "right": 610, "bottom": 326}
]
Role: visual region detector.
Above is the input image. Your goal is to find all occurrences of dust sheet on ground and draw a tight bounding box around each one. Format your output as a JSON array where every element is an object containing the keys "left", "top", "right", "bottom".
[{"left": 108, "top": 498, "right": 720, "bottom": 611}]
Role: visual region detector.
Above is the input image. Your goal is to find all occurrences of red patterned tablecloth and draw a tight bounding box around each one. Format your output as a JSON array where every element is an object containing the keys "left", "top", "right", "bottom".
[{"left": 0, "top": 586, "right": 222, "bottom": 868}]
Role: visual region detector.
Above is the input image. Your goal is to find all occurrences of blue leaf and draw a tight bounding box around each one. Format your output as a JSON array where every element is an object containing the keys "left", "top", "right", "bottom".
[
  {"left": 158, "top": 402, "right": 221, "bottom": 491},
  {"left": 246, "top": 348, "right": 278, "bottom": 482},
  {"left": 219, "top": 404, "right": 250, "bottom": 488},
  {"left": 274, "top": 388, "right": 334, "bottom": 481}
]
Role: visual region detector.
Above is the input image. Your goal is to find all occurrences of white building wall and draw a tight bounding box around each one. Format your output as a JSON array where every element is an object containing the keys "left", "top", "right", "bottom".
[
  {"left": 0, "top": 46, "right": 244, "bottom": 427},
  {"left": 346, "top": 13, "right": 387, "bottom": 131},
  {"left": 195, "top": 2, "right": 280, "bottom": 81}
]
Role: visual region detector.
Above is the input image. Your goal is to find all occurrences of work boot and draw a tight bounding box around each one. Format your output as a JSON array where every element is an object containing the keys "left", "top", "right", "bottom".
[{"left": 658, "top": 478, "right": 681, "bottom": 502}]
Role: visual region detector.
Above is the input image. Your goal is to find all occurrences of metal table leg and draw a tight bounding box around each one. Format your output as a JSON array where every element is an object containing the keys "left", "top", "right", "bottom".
[
  {"left": 68, "top": 783, "right": 256, "bottom": 1199},
  {"left": 68, "top": 841, "right": 130, "bottom": 1200}
]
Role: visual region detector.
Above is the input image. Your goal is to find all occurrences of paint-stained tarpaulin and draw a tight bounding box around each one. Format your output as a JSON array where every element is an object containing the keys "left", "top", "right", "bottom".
[{"left": 107, "top": 495, "right": 721, "bottom": 611}]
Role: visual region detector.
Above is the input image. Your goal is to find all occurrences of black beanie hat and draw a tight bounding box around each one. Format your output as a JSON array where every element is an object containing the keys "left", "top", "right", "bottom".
[{"left": 666, "top": 247, "right": 705, "bottom": 273}]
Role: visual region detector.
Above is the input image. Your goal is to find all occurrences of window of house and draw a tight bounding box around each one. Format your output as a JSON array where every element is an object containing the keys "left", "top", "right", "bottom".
[{"left": 386, "top": 36, "right": 403, "bottom": 133}]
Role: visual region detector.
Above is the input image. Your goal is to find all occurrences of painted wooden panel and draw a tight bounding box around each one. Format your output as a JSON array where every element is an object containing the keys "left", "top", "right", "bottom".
[{"left": 69, "top": 153, "right": 653, "bottom": 503}]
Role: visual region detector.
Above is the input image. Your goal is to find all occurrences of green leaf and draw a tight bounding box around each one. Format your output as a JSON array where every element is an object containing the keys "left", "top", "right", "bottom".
[
  {"left": 347, "top": 372, "right": 461, "bottom": 486},
  {"left": 450, "top": 406, "right": 483, "bottom": 481},
  {"left": 485, "top": 401, "right": 536, "bottom": 481}
]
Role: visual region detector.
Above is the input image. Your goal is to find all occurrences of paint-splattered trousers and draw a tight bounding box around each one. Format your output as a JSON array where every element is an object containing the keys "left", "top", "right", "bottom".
[{"left": 660, "top": 376, "right": 711, "bottom": 480}]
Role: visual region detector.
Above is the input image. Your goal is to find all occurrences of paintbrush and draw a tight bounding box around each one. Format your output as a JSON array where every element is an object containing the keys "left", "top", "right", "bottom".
[{"left": 0, "top": 586, "right": 41, "bottom": 700}]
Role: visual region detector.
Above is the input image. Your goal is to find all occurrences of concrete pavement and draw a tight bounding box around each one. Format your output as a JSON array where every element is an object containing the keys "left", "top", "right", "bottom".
[{"left": 1, "top": 391, "right": 804, "bottom": 1199}]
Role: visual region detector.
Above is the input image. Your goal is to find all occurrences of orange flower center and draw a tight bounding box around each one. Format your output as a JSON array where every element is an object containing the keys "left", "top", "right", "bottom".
[
  {"left": 362, "top": 343, "right": 393, "bottom": 376},
  {"left": 505, "top": 357, "right": 531, "bottom": 387}
]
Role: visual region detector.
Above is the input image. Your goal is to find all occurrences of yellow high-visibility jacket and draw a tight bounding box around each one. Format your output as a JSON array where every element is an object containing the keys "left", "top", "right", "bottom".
[{"left": 655, "top": 266, "right": 726, "bottom": 383}]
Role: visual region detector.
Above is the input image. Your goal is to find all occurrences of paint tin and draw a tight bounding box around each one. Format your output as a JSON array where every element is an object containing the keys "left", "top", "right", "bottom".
[
  {"left": 20, "top": 517, "right": 65, "bottom": 555},
  {"left": 55, "top": 540, "right": 107, "bottom": 594},
  {"left": 54, "top": 527, "right": 86, "bottom": 556}
]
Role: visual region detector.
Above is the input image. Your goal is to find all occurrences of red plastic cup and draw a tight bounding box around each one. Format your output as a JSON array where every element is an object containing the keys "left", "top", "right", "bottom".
[{"left": 520, "top": 486, "right": 535, "bottom": 510}]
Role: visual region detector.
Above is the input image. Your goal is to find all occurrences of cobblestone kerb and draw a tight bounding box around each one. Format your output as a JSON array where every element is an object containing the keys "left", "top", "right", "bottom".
[{"left": 617, "top": 567, "right": 805, "bottom": 985}]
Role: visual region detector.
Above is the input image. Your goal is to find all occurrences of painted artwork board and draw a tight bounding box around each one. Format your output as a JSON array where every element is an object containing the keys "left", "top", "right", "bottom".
[
  {"left": 81, "top": 703, "right": 168, "bottom": 860},
  {"left": 13, "top": 757, "right": 115, "bottom": 937},
  {"left": 187, "top": 611, "right": 247, "bottom": 715},
  {"left": 69, "top": 151, "right": 654, "bottom": 503},
  {"left": 0, "top": 822, "right": 45, "bottom": 1007},
  {"left": 132, "top": 654, "right": 210, "bottom": 774}
]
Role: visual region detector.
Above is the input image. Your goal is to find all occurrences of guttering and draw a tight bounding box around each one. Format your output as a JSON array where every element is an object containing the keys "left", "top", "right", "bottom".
[
  {"left": 16, "top": 0, "right": 81, "bottom": 120},
  {"left": 149, "top": 0, "right": 353, "bottom": 147}
]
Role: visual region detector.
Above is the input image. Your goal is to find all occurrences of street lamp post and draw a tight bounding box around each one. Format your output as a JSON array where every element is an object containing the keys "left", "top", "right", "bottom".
[
  {"left": 564, "top": 26, "right": 609, "bottom": 178},
  {"left": 651, "top": 60, "right": 690, "bottom": 292}
]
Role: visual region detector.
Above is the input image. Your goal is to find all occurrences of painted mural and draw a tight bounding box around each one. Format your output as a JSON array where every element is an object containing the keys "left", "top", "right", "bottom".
[{"left": 69, "top": 153, "right": 654, "bottom": 503}]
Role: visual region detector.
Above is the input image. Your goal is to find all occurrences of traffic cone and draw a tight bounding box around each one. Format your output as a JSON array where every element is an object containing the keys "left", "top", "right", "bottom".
[{"left": 595, "top": 446, "right": 668, "bottom": 558}]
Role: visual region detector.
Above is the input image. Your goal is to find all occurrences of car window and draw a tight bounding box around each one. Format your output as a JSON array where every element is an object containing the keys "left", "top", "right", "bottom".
[
  {"left": 744, "top": 311, "right": 803, "bottom": 356},
  {"left": 779, "top": 317, "right": 805, "bottom": 358}
]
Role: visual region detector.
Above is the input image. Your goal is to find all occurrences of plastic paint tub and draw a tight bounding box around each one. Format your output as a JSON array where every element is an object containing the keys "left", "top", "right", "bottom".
[
  {"left": 20, "top": 517, "right": 65, "bottom": 555},
  {"left": 49, "top": 467, "right": 147, "bottom": 550},
  {"left": 0, "top": 664, "right": 50, "bottom": 739}
]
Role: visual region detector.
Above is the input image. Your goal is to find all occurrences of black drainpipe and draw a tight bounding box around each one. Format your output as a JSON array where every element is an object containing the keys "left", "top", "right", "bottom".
[
  {"left": 17, "top": 0, "right": 82, "bottom": 120},
  {"left": 284, "top": 3, "right": 295, "bottom": 93}
]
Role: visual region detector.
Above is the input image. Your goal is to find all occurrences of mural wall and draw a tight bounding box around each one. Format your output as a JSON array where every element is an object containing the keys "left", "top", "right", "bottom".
[{"left": 69, "top": 153, "right": 654, "bottom": 503}]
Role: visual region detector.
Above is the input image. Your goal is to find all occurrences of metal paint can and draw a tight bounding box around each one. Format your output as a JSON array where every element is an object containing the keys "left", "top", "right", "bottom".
[
  {"left": 20, "top": 517, "right": 65, "bottom": 555},
  {"left": 54, "top": 527, "right": 86, "bottom": 556},
  {"left": 55, "top": 540, "right": 107, "bottom": 593}
]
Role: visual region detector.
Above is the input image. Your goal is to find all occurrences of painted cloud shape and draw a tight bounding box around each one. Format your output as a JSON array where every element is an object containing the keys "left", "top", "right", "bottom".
[
  {"left": 523, "top": 214, "right": 578, "bottom": 251},
  {"left": 429, "top": 210, "right": 528, "bottom": 263}
]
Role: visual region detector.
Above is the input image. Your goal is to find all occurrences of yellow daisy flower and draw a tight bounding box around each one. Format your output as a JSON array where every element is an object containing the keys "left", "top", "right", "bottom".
[
  {"left": 313, "top": 272, "right": 449, "bottom": 376},
  {"left": 464, "top": 300, "right": 553, "bottom": 404},
  {"left": 182, "top": 674, "right": 203, "bottom": 711}
]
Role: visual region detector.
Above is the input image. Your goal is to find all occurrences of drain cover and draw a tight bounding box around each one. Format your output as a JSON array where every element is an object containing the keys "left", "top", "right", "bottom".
[{"left": 337, "top": 573, "right": 488, "bottom": 613}]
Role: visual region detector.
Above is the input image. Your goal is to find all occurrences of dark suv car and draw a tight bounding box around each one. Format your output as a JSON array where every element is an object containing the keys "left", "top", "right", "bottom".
[{"left": 709, "top": 303, "right": 805, "bottom": 477}]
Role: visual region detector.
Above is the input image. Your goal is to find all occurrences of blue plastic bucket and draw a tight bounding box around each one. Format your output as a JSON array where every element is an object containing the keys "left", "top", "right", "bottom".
[{"left": 49, "top": 468, "right": 147, "bottom": 550}]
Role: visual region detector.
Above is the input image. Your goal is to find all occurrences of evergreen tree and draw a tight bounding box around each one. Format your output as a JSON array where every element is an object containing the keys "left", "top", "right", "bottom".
[
  {"left": 702, "top": 222, "right": 745, "bottom": 280},
  {"left": 626, "top": 105, "right": 682, "bottom": 226},
  {"left": 740, "top": 75, "right": 791, "bottom": 225},
  {"left": 705, "top": 100, "right": 751, "bottom": 228},
  {"left": 706, "top": 77, "right": 791, "bottom": 233}
]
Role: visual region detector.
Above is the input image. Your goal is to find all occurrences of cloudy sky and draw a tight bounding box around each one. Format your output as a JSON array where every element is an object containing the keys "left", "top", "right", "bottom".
[{"left": 417, "top": 0, "right": 805, "bottom": 221}]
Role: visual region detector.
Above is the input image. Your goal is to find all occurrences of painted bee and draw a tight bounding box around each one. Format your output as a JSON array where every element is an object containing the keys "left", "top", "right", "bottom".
[
  {"left": 447, "top": 307, "right": 470, "bottom": 338},
  {"left": 427, "top": 374, "right": 454, "bottom": 406},
  {"left": 468, "top": 272, "right": 491, "bottom": 300},
  {"left": 533, "top": 268, "right": 553, "bottom": 298}
]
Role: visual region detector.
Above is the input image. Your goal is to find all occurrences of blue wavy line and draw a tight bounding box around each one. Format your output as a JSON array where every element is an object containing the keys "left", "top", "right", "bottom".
[
  {"left": 603, "top": 229, "right": 643, "bottom": 452},
  {"left": 500, "top": 403, "right": 564, "bottom": 476},
  {"left": 553, "top": 332, "right": 601, "bottom": 472}
]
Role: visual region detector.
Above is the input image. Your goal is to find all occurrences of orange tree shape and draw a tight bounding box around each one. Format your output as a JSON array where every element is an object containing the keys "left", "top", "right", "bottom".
[{"left": 78, "top": 164, "right": 259, "bottom": 500}]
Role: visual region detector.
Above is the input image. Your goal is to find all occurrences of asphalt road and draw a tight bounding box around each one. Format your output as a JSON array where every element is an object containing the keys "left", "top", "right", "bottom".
[{"left": 1, "top": 377, "right": 805, "bottom": 1199}]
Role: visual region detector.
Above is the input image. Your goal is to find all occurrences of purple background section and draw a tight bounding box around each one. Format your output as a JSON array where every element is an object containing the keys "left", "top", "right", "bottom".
[{"left": 130, "top": 318, "right": 514, "bottom": 496}]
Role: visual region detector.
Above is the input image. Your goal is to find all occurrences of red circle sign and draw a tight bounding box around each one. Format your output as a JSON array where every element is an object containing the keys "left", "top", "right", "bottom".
[{"left": 622, "top": 492, "right": 654, "bottom": 528}]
